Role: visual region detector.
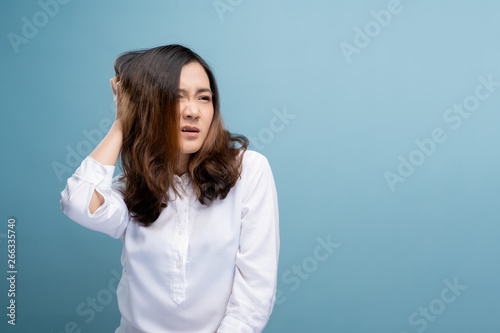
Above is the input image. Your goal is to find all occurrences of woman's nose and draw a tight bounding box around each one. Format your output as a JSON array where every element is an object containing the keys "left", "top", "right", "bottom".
[{"left": 182, "top": 100, "right": 200, "bottom": 119}]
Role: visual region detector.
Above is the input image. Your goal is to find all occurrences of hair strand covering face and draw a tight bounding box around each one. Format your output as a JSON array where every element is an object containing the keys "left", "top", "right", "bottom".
[{"left": 113, "top": 44, "right": 249, "bottom": 227}]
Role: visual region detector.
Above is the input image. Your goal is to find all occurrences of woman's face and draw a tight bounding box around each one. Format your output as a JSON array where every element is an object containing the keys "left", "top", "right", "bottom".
[{"left": 177, "top": 61, "right": 214, "bottom": 158}]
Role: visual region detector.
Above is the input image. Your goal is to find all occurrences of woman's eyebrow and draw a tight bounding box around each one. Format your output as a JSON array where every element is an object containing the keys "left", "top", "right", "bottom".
[{"left": 178, "top": 88, "right": 213, "bottom": 95}]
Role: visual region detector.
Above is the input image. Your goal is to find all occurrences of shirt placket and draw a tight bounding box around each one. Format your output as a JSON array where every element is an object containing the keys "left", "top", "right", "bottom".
[{"left": 172, "top": 178, "right": 189, "bottom": 305}]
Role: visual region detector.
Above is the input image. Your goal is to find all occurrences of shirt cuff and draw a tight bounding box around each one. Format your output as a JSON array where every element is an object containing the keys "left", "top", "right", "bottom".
[{"left": 75, "top": 156, "right": 116, "bottom": 188}]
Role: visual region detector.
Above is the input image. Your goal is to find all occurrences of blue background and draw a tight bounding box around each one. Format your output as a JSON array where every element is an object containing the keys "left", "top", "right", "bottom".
[{"left": 1, "top": 0, "right": 500, "bottom": 332}]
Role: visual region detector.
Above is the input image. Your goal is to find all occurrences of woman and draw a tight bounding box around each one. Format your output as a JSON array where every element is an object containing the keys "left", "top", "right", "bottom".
[{"left": 60, "top": 44, "right": 280, "bottom": 333}]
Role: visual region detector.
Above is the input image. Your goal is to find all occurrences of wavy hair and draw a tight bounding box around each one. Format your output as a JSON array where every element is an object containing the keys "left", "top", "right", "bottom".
[{"left": 113, "top": 44, "right": 248, "bottom": 227}]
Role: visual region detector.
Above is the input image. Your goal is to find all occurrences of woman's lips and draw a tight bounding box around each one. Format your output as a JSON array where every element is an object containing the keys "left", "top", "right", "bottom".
[{"left": 181, "top": 130, "right": 199, "bottom": 137}]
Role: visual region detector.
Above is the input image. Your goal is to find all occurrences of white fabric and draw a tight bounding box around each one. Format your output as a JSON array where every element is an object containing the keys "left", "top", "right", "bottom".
[{"left": 60, "top": 149, "right": 280, "bottom": 333}]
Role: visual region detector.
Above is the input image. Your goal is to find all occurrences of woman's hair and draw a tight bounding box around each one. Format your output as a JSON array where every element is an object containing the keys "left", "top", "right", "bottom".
[{"left": 113, "top": 44, "right": 248, "bottom": 227}]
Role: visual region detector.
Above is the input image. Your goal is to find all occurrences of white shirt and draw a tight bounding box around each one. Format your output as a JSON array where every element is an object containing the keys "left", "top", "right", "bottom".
[{"left": 59, "top": 149, "right": 280, "bottom": 333}]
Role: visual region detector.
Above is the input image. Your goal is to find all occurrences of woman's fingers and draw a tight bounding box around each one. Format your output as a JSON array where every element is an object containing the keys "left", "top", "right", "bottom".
[
  {"left": 110, "top": 77, "right": 118, "bottom": 95},
  {"left": 110, "top": 77, "right": 121, "bottom": 119}
]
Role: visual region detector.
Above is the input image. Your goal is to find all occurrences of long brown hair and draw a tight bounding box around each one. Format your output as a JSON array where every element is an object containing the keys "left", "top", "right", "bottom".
[{"left": 113, "top": 44, "right": 248, "bottom": 227}]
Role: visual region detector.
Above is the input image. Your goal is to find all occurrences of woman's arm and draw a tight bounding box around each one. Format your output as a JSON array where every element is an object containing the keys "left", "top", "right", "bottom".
[
  {"left": 60, "top": 78, "right": 129, "bottom": 240},
  {"left": 88, "top": 77, "right": 123, "bottom": 214},
  {"left": 88, "top": 119, "right": 123, "bottom": 213},
  {"left": 217, "top": 152, "right": 280, "bottom": 333}
]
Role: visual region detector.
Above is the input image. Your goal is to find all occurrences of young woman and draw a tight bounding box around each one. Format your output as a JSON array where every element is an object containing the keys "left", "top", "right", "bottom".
[{"left": 60, "top": 44, "right": 280, "bottom": 333}]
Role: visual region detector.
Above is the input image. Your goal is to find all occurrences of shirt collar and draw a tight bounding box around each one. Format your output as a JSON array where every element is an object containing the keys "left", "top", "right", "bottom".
[{"left": 174, "top": 172, "right": 190, "bottom": 185}]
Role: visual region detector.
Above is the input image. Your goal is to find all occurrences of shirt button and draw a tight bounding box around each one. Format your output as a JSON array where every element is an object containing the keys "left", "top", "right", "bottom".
[
  {"left": 178, "top": 228, "right": 184, "bottom": 235},
  {"left": 95, "top": 173, "right": 103, "bottom": 180},
  {"left": 176, "top": 261, "right": 182, "bottom": 268}
]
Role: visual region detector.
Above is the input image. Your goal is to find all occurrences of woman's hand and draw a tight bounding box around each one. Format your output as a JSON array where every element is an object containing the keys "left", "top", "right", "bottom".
[{"left": 110, "top": 76, "right": 122, "bottom": 122}]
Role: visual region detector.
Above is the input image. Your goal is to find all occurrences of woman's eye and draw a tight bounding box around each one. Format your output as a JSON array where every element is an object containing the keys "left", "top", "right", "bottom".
[{"left": 200, "top": 96, "right": 211, "bottom": 102}]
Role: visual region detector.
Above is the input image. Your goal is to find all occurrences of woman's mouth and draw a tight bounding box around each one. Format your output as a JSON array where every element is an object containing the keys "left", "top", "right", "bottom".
[{"left": 181, "top": 128, "right": 200, "bottom": 137}]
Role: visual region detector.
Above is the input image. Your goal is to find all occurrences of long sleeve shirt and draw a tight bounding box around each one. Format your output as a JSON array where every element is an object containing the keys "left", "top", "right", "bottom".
[{"left": 59, "top": 149, "right": 280, "bottom": 333}]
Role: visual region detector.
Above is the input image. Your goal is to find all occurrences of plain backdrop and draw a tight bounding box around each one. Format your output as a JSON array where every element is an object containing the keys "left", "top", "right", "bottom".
[{"left": 1, "top": 0, "right": 500, "bottom": 332}]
